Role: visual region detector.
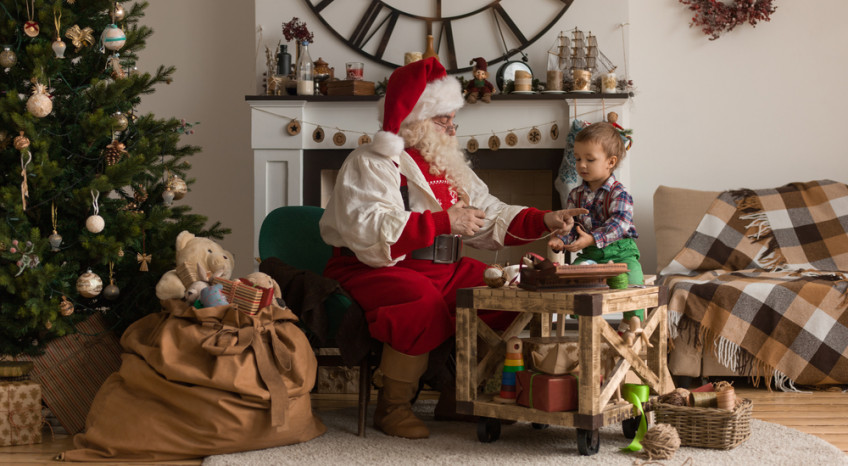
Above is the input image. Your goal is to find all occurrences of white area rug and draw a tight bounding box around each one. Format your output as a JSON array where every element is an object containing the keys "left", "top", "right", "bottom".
[{"left": 203, "top": 401, "right": 847, "bottom": 466}]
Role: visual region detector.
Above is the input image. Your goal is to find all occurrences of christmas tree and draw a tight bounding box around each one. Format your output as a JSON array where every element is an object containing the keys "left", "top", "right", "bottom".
[{"left": 0, "top": 0, "right": 227, "bottom": 356}]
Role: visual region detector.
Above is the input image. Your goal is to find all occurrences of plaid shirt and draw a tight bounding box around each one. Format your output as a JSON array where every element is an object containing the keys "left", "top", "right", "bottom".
[{"left": 566, "top": 175, "right": 638, "bottom": 249}]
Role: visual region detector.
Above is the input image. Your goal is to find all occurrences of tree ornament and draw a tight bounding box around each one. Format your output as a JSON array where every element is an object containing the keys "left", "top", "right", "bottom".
[
  {"left": 286, "top": 119, "right": 301, "bottom": 135},
  {"left": 0, "top": 47, "right": 17, "bottom": 69},
  {"left": 505, "top": 132, "right": 518, "bottom": 147},
  {"left": 467, "top": 137, "right": 479, "bottom": 153},
  {"left": 358, "top": 133, "right": 371, "bottom": 146},
  {"left": 312, "top": 126, "right": 324, "bottom": 143},
  {"left": 49, "top": 203, "right": 62, "bottom": 251},
  {"left": 108, "top": 55, "right": 126, "bottom": 79},
  {"left": 112, "top": 3, "right": 127, "bottom": 22},
  {"left": 103, "top": 262, "right": 120, "bottom": 300},
  {"left": 162, "top": 187, "right": 175, "bottom": 206},
  {"left": 488, "top": 134, "right": 501, "bottom": 151},
  {"left": 24, "top": 0, "right": 39, "bottom": 37},
  {"left": 112, "top": 111, "right": 129, "bottom": 131},
  {"left": 65, "top": 25, "right": 95, "bottom": 52},
  {"left": 59, "top": 296, "right": 74, "bottom": 316},
  {"left": 550, "top": 123, "right": 560, "bottom": 140},
  {"left": 332, "top": 131, "right": 346, "bottom": 146},
  {"left": 76, "top": 268, "right": 103, "bottom": 298},
  {"left": 104, "top": 140, "right": 127, "bottom": 165},
  {"left": 27, "top": 81, "right": 53, "bottom": 118},
  {"left": 52, "top": 10, "right": 66, "bottom": 59},
  {"left": 45, "top": 320, "right": 52, "bottom": 330},
  {"left": 86, "top": 190, "right": 105, "bottom": 233},
  {"left": 483, "top": 263, "right": 507, "bottom": 288},
  {"left": 100, "top": 24, "right": 126, "bottom": 52},
  {"left": 528, "top": 127, "right": 542, "bottom": 144},
  {"left": 166, "top": 175, "right": 187, "bottom": 200},
  {"left": 16, "top": 132, "right": 32, "bottom": 210}
]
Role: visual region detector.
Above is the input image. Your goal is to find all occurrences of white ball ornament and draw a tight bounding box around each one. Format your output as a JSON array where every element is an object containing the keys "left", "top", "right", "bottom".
[
  {"left": 86, "top": 214, "right": 105, "bottom": 233},
  {"left": 101, "top": 24, "right": 126, "bottom": 51},
  {"left": 26, "top": 83, "right": 53, "bottom": 118},
  {"left": 483, "top": 264, "right": 507, "bottom": 288},
  {"left": 76, "top": 269, "right": 103, "bottom": 298}
]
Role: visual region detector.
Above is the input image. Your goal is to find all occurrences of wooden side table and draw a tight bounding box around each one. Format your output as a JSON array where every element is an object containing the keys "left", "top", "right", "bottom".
[{"left": 455, "top": 285, "right": 673, "bottom": 455}]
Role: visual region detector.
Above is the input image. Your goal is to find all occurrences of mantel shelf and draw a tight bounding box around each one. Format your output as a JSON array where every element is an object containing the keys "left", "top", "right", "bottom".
[{"left": 245, "top": 92, "right": 631, "bottom": 103}]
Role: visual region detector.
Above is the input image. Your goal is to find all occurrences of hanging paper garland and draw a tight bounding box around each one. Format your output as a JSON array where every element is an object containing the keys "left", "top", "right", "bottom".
[
  {"left": 332, "top": 131, "right": 346, "bottom": 146},
  {"left": 466, "top": 137, "right": 479, "bottom": 153},
  {"left": 312, "top": 126, "right": 324, "bottom": 143},
  {"left": 488, "top": 134, "right": 501, "bottom": 151},
  {"left": 286, "top": 118, "right": 301, "bottom": 135},
  {"left": 528, "top": 127, "right": 542, "bottom": 144},
  {"left": 358, "top": 133, "right": 371, "bottom": 146},
  {"left": 505, "top": 132, "right": 518, "bottom": 147},
  {"left": 550, "top": 123, "right": 560, "bottom": 140}
]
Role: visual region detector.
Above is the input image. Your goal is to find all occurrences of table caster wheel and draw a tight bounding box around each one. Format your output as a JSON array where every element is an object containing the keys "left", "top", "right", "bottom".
[
  {"left": 577, "top": 428, "right": 600, "bottom": 456},
  {"left": 531, "top": 422, "right": 549, "bottom": 430},
  {"left": 477, "top": 417, "right": 501, "bottom": 443},
  {"left": 622, "top": 415, "right": 641, "bottom": 439}
]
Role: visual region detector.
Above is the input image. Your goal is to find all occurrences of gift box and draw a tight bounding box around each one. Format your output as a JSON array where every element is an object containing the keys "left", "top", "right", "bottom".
[
  {"left": 523, "top": 336, "right": 619, "bottom": 378},
  {"left": 18, "top": 312, "right": 122, "bottom": 435},
  {"left": 0, "top": 379, "right": 43, "bottom": 446},
  {"left": 211, "top": 276, "right": 274, "bottom": 315},
  {"left": 515, "top": 370, "right": 578, "bottom": 412}
]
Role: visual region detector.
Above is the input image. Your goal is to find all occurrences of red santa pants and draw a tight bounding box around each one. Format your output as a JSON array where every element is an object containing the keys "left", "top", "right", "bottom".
[{"left": 324, "top": 255, "right": 515, "bottom": 356}]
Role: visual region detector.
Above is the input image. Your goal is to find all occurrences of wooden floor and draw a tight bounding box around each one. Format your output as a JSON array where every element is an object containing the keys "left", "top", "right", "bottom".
[{"left": 2, "top": 381, "right": 845, "bottom": 464}]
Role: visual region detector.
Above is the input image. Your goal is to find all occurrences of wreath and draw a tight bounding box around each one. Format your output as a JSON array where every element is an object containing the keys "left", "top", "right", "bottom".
[{"left": 679, "top": 0, "right": 777, "bottom": 40}]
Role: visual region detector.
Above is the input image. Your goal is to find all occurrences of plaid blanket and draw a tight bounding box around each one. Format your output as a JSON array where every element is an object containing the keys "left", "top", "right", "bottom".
[{"left": 660, "top": 180, "right": 848, "bottom": 388}]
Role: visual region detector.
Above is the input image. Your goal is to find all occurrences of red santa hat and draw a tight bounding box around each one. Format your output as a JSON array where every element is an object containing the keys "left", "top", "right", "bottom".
[
  {"left": 372, "top": 57, "right": 464, "bottom": 158},
  {"left": 470, "top": 57, "right": 487, "bottom": 72}
]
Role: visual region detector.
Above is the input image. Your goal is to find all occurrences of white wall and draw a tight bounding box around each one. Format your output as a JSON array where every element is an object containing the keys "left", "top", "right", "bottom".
[{"left": 139, "top": 0, "right": 848, "bottom": 276}]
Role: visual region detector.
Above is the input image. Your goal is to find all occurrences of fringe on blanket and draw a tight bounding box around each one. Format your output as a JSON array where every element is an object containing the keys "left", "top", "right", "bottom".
[
  {"left": 669, "top": 314, "right": 810, "bottom": 392},
  {"left": 731, "top": 188, "right": 786, "bottom": 270}
]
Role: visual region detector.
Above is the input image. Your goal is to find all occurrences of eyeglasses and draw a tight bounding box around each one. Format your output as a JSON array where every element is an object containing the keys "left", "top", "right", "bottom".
[{"left": 432, "top": 117, "right": 458, "bottom": 132}]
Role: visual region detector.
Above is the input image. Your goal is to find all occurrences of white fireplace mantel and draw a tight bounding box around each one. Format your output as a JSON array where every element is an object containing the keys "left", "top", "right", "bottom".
[{"left": 247, "top": 94, "right": 631, "bottom": 258}]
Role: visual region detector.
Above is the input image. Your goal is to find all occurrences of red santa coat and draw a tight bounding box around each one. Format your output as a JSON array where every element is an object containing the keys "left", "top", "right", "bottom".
[{"left": 320, "top": 141, "right": 549, "bottom": 355}]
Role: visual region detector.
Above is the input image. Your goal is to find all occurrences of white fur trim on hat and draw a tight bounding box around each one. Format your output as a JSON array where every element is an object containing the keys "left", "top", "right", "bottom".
[{"left": 371, "top": 131, "right": 405, "bottom": 160}]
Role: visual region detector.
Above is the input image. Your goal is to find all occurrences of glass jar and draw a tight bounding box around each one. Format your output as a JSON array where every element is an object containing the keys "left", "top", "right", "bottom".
[
  {"left": 296, "top": 41, "right": 314, "bottom": 96},
  {"left": 276, "top": 44, "right": 291, "bottom": 77}
]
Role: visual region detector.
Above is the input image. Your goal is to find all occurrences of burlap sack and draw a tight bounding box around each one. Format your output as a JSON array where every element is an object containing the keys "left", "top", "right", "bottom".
[{"left": 61, "top": 299, "right": 325, "bottom": 462}]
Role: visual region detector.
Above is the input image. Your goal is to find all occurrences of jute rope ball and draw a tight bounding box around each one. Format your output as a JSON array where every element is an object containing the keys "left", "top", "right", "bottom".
[{"left": 641, "top": 423, "right": 680, "bottom": 461}]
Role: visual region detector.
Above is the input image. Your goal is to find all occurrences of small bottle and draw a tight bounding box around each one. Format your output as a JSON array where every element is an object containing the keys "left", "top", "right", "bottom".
[
  {"left": 277, "top": 44, "right": 291, "bottom": 77},
  {"left": 422, "top": 34, "right": 438, "bottom": 62},
  {"left": 296, "top": 40, "right": 314, "bottom": 96}
]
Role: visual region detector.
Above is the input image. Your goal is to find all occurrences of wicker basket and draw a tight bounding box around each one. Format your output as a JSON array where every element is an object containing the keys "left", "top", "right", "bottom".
[{"left": 653, "top": 398, "right": 753, "bottom": 449}]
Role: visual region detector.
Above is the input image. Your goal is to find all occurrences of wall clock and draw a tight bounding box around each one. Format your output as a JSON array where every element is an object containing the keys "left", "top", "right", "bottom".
[{"left": 304, "top": 0, "right": 574, "bottom": 74}]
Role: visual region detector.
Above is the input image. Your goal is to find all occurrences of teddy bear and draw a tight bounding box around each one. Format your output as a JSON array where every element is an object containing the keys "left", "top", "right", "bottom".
[{"left": 154, "top": 230, "right": 235, "bottom": 301}]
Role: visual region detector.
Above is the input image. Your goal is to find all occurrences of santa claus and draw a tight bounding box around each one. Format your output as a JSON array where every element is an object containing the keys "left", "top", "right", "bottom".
[{"left": 320, "top": 57, "right": 585, "bottom": 439}]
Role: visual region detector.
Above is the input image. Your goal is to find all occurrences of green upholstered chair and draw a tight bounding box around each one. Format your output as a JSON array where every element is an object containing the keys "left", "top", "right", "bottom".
[{"left": 258, "top": 205, "right": 372, "bottom": 436}]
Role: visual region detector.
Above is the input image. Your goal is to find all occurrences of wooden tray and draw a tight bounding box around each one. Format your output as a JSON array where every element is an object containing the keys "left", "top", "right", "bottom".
[
  {"left": 519, "top": 263, "right": 629, "bottom": 290},
  {"left": 326, "top": 80, "right": 375, "bottom": 96}
]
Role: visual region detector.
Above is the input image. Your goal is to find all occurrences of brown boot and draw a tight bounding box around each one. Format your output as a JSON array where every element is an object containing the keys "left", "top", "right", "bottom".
[{"left": 373, "top": 344, "right": 429, "bottom": 439}]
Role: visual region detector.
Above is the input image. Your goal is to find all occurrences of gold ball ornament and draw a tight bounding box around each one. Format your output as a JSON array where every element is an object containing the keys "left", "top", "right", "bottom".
[
  {"left": 76, "top": 269, "right": 103, "bottom": 298},
  {"left": 0, "top": 47, "right": 18, "bottom": 68},
  {"left": 59, "top": 296, "right": 74, "bottom": 316},
  {"left": 466, "top": 137, "right": 479, "bottom": 153},
  {"left": 112, "top": 3, "right": 127, "bottom": 21},
  {"left": 112, "top": 111, "right": 129, "bottom": 131},
  {"left": 103, "top": 283, "right": 120, "bottom": 300},
  {"left": 483, "top": 264, "right": 507, "bottom": 288},
  {"left": 13, "top": 131, "right": 30, "bottom": 151},
  {"left": 167, "top": 175, "right": 187, "bottom": 200},
  {"left": 27, "top": 83, "right": 53, "bottom": 118},
  {"left": 86, "top": 214, "right": 105, "bottom": 233}
]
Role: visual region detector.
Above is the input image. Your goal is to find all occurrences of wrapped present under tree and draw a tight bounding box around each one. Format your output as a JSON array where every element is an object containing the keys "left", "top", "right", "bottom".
[{"left": 0, "top": 379, "right": 43, "bottom": 446}]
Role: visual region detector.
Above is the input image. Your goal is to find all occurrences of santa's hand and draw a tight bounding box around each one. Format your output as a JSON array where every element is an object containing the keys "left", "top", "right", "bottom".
[
  {"left": 544, "top": 208, "right": 589, "bottom": 232},
  {"left": 564, "top": 225, "right": 595, "bottom": 253},
  {"left": 448, "top": 200, "right": 485, "bottom": 236},
  {"left": 547, "top": 234, "right": 568, "bottom": 253}
]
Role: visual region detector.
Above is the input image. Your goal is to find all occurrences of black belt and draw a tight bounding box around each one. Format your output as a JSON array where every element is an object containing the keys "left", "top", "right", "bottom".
[{"left": 339, "top": 235, "right": 462, "bottom": 264}]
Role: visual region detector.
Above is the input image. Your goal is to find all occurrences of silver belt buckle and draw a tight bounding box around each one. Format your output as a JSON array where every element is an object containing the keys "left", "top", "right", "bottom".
[{"left": 433, "top": 235, "right": 461, "bottom": 264}]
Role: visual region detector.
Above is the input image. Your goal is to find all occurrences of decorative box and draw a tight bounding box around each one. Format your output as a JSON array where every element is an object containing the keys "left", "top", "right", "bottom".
[
  {"left": 325, "top": 80, "right": 375, "bottom": 96},
  {"left": 211, "top": 276, "right": 274, "bottom": 315},
  {"left": 0, "top": 380, "right": 43, "bottom": 446},
  {"left": 515, "top": 370, "right": 577, "bottom": 412},
  {"left": 18, "top": 312, "right": 122, "bottom": 435},
  {"left": 315, "top": 349, "right": 360, "bottom": 394}
]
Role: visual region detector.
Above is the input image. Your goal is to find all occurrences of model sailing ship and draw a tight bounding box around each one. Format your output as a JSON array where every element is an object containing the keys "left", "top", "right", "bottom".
[{"left": 548, "top": 28, "right": 618, "bottom": 93}]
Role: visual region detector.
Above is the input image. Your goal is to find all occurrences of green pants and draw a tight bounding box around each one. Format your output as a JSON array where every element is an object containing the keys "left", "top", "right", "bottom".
[{"left": 574, "top": 238, "right": 644, "bottom": 321}]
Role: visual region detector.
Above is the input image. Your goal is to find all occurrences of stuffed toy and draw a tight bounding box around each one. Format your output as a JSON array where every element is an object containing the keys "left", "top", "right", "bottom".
[
  {"left": 465, "top": 57, "right": 494, "bottom": 104},
  {"left": 243, "top": 272, "right": 283, "bottom": 300},
  {"left": 199, "top": 283, "right": 229, "bottom": 308},
  {"left": 155, "top": 230, "right": 235, "bottom": 301}
]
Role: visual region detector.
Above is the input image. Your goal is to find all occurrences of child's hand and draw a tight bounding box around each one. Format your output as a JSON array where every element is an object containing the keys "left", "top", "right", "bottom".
[
  {"left": 564, "top": 225, "right": 595, "bottom": 253},
  {"left": 547, "top": 234, "right": 567, "bottom": 252}
]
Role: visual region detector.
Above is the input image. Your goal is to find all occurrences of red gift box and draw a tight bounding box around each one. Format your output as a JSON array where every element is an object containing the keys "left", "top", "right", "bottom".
[
  {"left": 515, "top": 370, "right": 578, "bottom": 412},
  {"left": 211, "top": 276, "right": 274, "bottom": 315}
]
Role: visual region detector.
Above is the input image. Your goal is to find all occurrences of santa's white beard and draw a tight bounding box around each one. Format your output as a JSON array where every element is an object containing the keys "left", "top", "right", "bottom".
[{"left": 414, "top": 126, "right": 473, "bottom": 200}]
